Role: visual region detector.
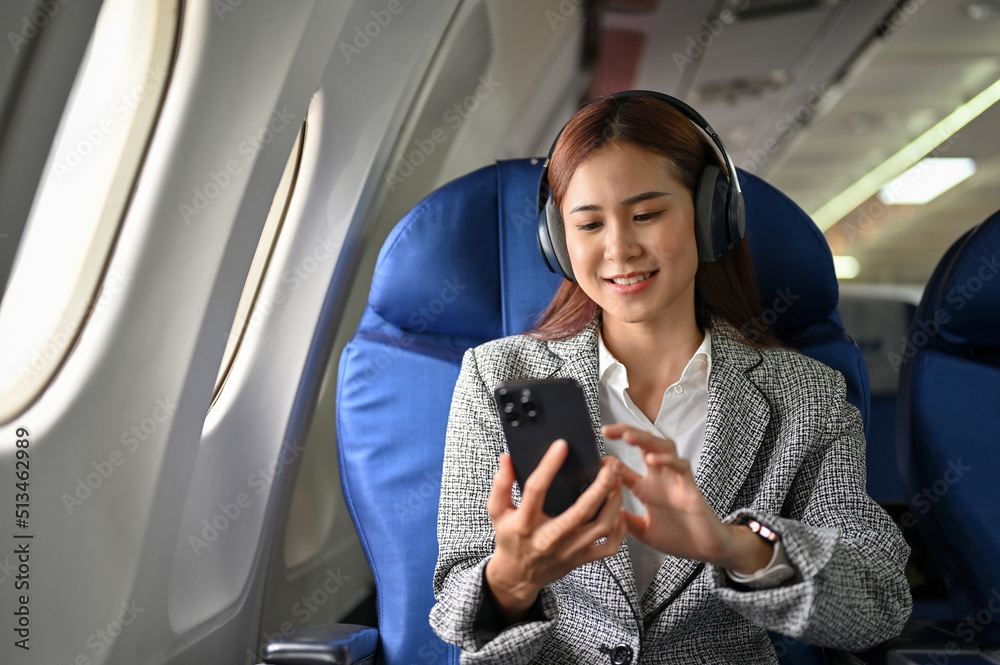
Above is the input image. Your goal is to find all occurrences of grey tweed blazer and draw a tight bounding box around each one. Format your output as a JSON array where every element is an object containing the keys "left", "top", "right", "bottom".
[{"left": 430, "top": 322, "right": 911, "bottom": 664}]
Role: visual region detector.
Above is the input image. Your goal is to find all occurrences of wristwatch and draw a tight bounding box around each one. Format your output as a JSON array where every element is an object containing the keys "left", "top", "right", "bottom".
[
  {"left": 727, "top": 517, "right": 796, "bottom": 590},
  {"left": 743, "top": 517, "right": 780, "bottom": 543}
]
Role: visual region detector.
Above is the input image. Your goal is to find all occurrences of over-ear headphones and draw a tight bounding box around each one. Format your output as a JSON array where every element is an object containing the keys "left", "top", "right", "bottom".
[{"left": 536, "top": 90, "right": 745, "bottom": 281}]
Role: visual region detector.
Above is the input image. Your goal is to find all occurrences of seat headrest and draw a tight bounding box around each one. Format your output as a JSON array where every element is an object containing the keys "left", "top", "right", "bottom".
[
  {"left": 917, "top": 211, "right": 1000, "bottom": 351},
  {"left": 369, "top": 162, "right": 840, "bottom": 341},
  {"left": 369, "top": 160, "right": 563, "bottom": 341},
  {"left": 739, "top": 169, "right": 839, "bottom": 331},
  {"left": 369, "top": 164, "right": 505, "bottom": 340}
]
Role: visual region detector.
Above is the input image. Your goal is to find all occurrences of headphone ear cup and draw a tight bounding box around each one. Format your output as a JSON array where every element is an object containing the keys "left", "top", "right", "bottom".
[
  {"left": 695, "top": 164, "right": 728, "bottom": 262},
  {"left": 728, "top": 189, "right": 746, "bottom": 248},
  {"left": 542, "top": 198, "right": 574, "bottom": 281},
  {"left": 536, "top": 195, "right": 575, "bottom": 281}
]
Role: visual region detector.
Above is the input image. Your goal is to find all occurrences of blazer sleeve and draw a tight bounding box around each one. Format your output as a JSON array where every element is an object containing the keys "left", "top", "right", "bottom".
[
  {"left": 429, "top": 347, "right": 559, "bottom": 663},
  {"left": 709, "top": 371, "right": 912, "bottom": 651}
]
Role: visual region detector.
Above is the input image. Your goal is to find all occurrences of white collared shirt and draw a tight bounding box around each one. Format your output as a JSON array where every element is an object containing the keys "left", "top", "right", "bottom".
[
  {"left": 597, "top": 328, "right": 791, "bottom": 595},
  {"left": 598, "top": 328, "right": 712, "bottom": 518},
  {"left": 598, "top": 329, "right": 711, "bottom": 595}
]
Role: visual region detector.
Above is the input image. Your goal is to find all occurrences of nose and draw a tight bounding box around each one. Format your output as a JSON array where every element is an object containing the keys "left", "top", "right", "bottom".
[{"left": 604, "top": 218, "right": 641, "bottom": 264}]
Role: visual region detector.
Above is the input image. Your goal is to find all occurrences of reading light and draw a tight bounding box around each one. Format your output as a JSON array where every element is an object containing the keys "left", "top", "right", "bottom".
[
  {"left": 811, "top": 76, "right": 1000, "bottom": 230},
  {"left": 833, "top": 256, "right": 861, "bottom": 279},
  {"left": 877, "top": 157, "right": 976, "bottom": 204}
]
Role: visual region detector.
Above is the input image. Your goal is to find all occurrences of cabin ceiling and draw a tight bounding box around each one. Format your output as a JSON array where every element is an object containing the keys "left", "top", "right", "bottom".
[{"left": 601, "top": 0, "right": 1000, "bottom": 285}]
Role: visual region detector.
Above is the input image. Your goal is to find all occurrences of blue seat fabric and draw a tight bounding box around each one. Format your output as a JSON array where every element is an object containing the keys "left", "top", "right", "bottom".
[
  {"left": 336, "top": 159, "right": 869, "bottom": 665},
  {"left": 896, "top": 212, "right": 1000, "bottom": 621},
  {"left": 740, "top": 169, "right": 870, "bottom": 429}
]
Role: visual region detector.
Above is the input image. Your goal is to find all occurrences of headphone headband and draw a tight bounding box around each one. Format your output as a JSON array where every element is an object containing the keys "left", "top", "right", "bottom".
[
  {"left": 541, "top": 91, "right": 742, "bottom": 198},
  {"left": 536, "top": 90, "right": 745, "bottom": 279}
]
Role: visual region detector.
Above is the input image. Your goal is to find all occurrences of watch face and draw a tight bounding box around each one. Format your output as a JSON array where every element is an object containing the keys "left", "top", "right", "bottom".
[{"left": 745, "top": 518, "right": 779, "bottom": 542}]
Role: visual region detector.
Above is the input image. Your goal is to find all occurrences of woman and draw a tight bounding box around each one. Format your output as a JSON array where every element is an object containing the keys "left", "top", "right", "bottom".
[{"left": 430, "top": 92, "right": 911, "bottom": 664}]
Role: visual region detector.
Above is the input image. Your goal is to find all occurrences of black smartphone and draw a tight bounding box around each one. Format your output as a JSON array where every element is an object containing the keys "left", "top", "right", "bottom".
[{"left": 493, "top": 378, "right": 603, "bottom": 518}]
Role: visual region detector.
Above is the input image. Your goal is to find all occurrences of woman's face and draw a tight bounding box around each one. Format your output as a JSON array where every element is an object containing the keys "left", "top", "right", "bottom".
[{"left": 561, "top": 142, "right": 699, "bottom": 332}]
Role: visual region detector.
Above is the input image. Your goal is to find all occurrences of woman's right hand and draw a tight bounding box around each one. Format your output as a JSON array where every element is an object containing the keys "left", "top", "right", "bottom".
[{"left": 484, "top": 440, "right": 627, "bottom": 624}]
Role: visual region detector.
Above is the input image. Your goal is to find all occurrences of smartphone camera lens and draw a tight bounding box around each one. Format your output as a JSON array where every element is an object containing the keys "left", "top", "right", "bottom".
[{"left": 518, "top": 390, "right": 539, "bottom": 420}]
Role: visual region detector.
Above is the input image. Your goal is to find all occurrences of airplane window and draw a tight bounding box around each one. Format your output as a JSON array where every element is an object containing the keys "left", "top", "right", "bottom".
[
  {"left": 212, "top": 123, "right": 306, "bottom": 404},
  {"left": 0, "top": 0, "right": 177, "bottom": 424}
]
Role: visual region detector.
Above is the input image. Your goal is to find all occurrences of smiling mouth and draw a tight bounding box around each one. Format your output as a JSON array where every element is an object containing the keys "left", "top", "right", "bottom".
[{"left": 608, "top": 271, "right": 656, "bottom": 286}]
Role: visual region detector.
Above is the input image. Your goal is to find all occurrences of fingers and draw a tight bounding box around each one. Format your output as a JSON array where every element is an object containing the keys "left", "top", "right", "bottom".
[
  {"left": 576, "top": 458, "right": 622, "bottom": 513},
  {"left": 616, "top": 451, "right": 689, "bottom": 494},
  {"left": 579, "top": 479, "right": 624, "bottom": 540},
  {"left": 564, "top": 476, "right": 626, "bottom": 559},
  {"left": 603, "top": 424, "right": 693, "bottom": 486},
  {"left": 603, "top": 423, "right": 677, "bottom": 455},
  {"left": 527, "top": 477, "right": 629, "bottom": 573},
  {"left": 519, "top": 439, "right": 568, "bottom": 515},
  {"left": 575, "top": 505, "right": 629, "bottom": 566},
  {"left": 534, "top": 458, "right": 623, "bottom": 552},
  {"left": 545, "top": 459, "right": 621, "bottom": 539},
  {"left": 645, "top": 451, "right": 692, "bottom": 476},
  {"left": 487, "top": 454, "right": 516, "bottom": 520},
  {"left": 621, "top": 509, "right": 648, "bottom": 541},
  {"left": 615, "top": 459, "right": 644, "bottom": 490},
  {"left": 600, "top": 456, "right": 620, "bottom": 471}
]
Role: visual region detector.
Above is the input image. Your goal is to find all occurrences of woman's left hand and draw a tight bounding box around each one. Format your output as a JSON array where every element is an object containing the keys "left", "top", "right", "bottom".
[{"left": 601, "top": 423, "right": 772, "bottom": 574}]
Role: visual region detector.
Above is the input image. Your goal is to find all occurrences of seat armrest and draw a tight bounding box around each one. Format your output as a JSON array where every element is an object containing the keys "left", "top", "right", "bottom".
[
  {"left": 851, "top": 621, "right": 1000, "bottom": 664},
  {"left": 261, "top": 623, "right": 379, "bottom": 665}
]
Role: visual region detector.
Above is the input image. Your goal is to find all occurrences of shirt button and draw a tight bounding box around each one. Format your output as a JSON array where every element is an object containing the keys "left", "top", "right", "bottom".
[
  {"left": 673, "top": 385, "right": 683, "bottom": 394},
  {"left": 611, "top": 645, "right": 633, "bottom": 665}
]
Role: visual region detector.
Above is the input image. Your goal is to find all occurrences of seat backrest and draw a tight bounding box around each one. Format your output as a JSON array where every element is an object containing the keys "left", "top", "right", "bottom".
[
  {"left": 335, "top": 159, "right": 868, "bottom": 664},
  {"left": 838, "top": 293, "right": 919, "bottom": 504},
  {"left": 897, "top": 211, "right": 1000, "bottom": 620},
  {"left": 739, "top": 169, "right": 871, "bottom": 430},
  {"left": 336, "top": 160, "right": 558, "bottom": 665}
]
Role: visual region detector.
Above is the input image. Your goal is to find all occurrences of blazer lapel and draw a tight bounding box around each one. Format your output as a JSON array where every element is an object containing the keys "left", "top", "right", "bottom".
[
  {"left": 695, "top": 330, "right": 771, "bottom": 517},
  {"left": 641, "top": 327, "right": 772, "bottom": 617},
  {"left": 546, "top": 324, "right": 642, "bottom": 622},
  {"left": 546, "top": 323, "right": 605, "bottom": 456}
]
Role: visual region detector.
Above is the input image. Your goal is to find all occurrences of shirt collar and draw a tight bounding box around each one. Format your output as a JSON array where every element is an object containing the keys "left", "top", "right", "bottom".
[{"left": 597, "top": 328, "right": 713, "bottom": 388}]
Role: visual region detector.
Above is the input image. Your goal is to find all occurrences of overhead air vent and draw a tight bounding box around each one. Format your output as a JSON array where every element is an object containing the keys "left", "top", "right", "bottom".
[
  {"left": 696, "top": 70, "right": 788, "bottom": 104},
  {"left": 733, "top": 0, "right": 835, "bottom": 21}
]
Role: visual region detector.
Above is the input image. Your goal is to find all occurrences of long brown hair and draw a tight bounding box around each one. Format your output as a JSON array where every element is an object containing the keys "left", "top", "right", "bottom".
[{"left": 530, "top": 93, "right": 780, "bottom": 348}]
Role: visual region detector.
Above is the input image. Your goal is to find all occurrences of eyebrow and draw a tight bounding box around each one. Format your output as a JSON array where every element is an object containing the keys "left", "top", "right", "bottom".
[{"left": 568, "top": 191, "right": 671, "bottom": 214}]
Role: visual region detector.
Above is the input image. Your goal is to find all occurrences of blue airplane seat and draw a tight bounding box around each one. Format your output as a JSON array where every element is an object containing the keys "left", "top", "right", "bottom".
[
  {"left": 838, "top": 294, "right": 919, "bottom": 504},
  {"left": 739, "top": 169, "right": 870, "bottom": 432},
  {"left": 334, "top": 159, "right": 560, "bottom": 665},
  {"left": 299, "top": 159, "right": 870, "bottom": 665},
  {"left": 896, "top": 211, "right": 1000, "bottom": 623}
]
